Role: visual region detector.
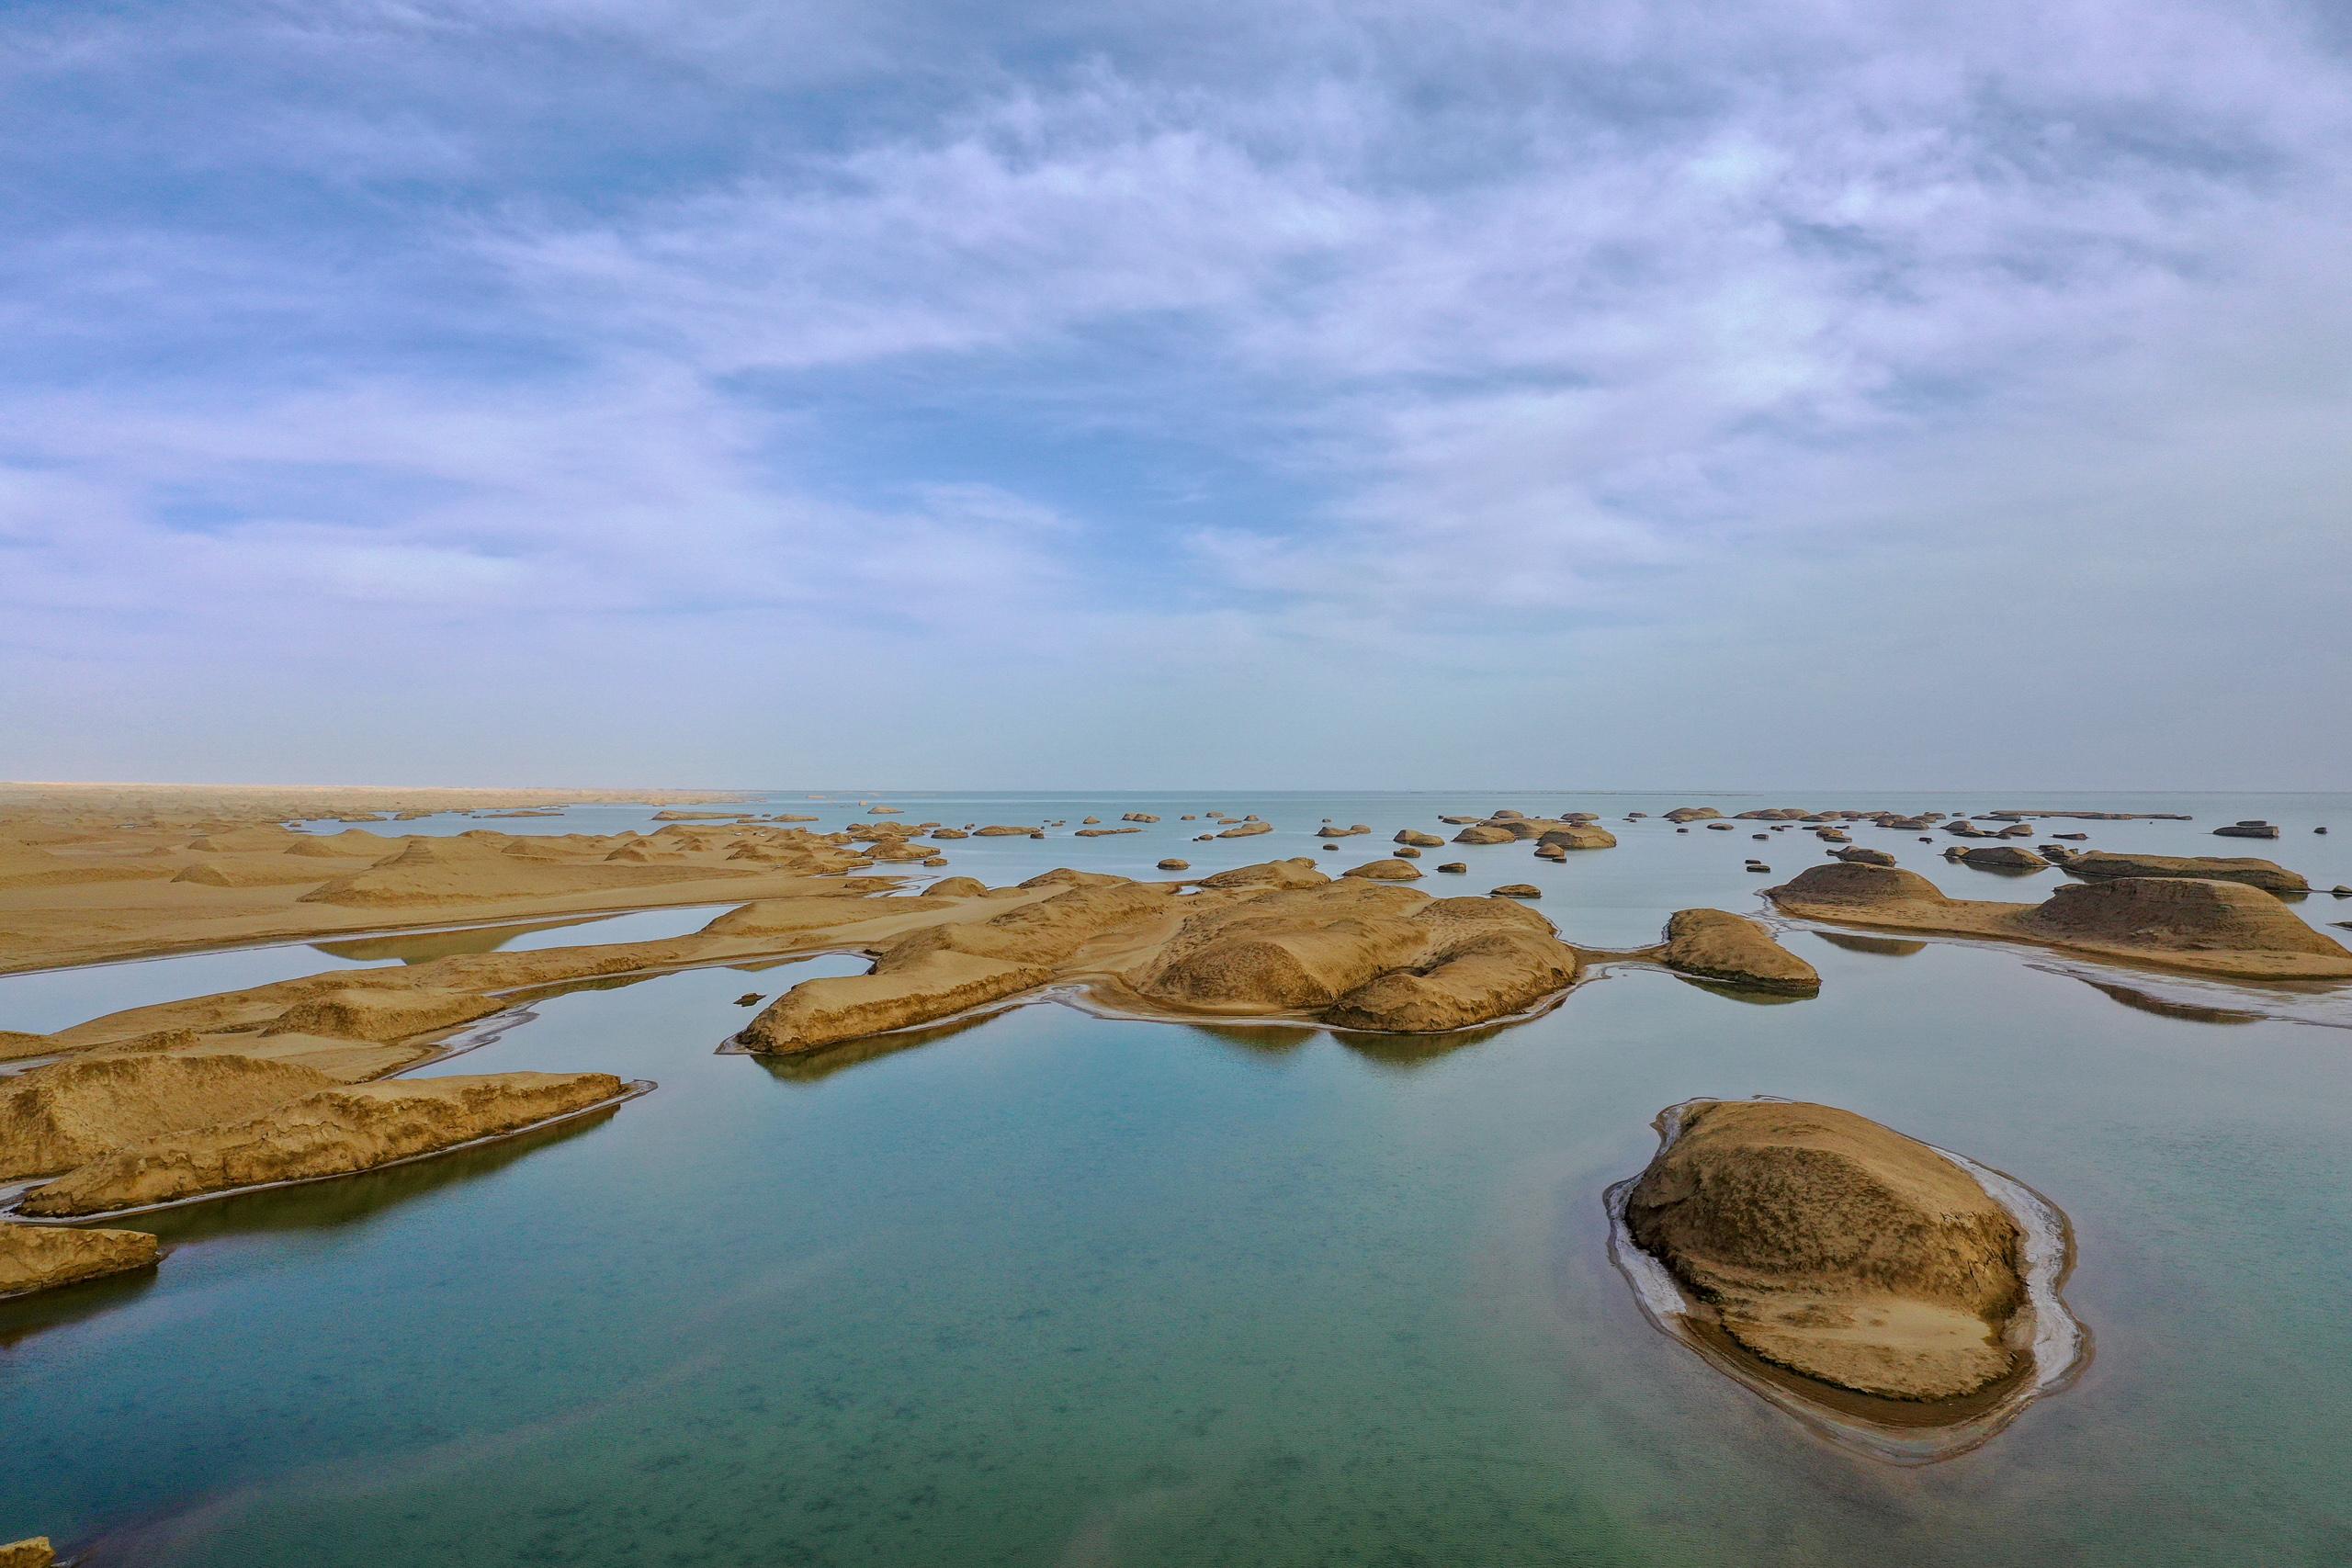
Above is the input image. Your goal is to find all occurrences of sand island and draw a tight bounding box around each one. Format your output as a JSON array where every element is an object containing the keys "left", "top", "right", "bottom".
[{"left": 1610, "top": 1099, "right": 2086, "bottom": 1461}]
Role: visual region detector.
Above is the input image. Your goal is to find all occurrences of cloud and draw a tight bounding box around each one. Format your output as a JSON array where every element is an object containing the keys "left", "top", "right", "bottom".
[{"left": 4, "top": 0, "right": 2350, "bottom": 783}]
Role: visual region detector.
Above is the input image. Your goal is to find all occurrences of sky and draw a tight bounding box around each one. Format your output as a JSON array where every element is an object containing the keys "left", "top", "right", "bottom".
[{"left": 4, "top": 0, "right": 2349, "bottom": 791}]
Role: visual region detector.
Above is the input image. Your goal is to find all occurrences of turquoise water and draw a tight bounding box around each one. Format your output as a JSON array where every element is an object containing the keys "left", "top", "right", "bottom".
[{"left": 5, "top": 793, "right": 2350, "bottom": 1564}]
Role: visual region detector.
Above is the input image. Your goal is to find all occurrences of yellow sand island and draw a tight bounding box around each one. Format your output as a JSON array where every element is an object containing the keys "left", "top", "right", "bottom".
[
  {"left": 1764, "top": 862, "right": 2352, "bottom": 980},
  {"left": 1610, "top": 1098, "right": 2087, "bottom": 1463},
  {"left": 17, "top": 1073, "right": 632, "bottom": 1219},
  {"left": 1622, "top": 1100, "right": 2036, "bottom": 1401},
  {"left": 0, "top": 1222, "right": 160, "bottom": 1300}
]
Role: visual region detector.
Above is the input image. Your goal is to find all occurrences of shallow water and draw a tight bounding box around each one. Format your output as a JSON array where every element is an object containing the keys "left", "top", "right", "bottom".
[
  {"left": 6, "top": 792, "right": 2351, "bottom": 1564},
  {"left": 0, "top": 904, "right": 737, "bottom": 1038}
]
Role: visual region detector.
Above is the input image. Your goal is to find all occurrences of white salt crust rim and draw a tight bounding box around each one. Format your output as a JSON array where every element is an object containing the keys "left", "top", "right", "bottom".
[{"left": 1604, "top": 1095, "right": 2091, "bottom": 1466}]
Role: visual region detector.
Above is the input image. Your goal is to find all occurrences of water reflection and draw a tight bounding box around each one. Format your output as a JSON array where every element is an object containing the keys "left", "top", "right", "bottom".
[
  {"left": 1336, "top": 1022, "right": 1516, "bottom": 1067},
  {"left": 1665, "top": 975, "right": 1813, "bottom": 1006},
  {"left": 137, "top": 1110, "right": 620, "bottom": 1247},
  {"left": 308, "top": 917, "right": 609, "bottom": 964},
  {"left": 1814, "top": 931, "right": 1927, "bottom": 957},
  {"left": 2075, "top": 977, "right": 2264, "bottom": 1025},
  {"left": 0, "top": 1249, "right": 164, "bottom": 1349},
  {"left": 745, "top": 1009, "right": 1007, "bottom": 1084},
  {"left": 1183, "top": 1022, "right": 1317, "bottom": 1059}
]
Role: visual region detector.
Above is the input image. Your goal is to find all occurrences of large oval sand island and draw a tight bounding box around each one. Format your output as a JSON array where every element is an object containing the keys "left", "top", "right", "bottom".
[{"left": 1606, "top": 1099, "right": 2086, "bottom": 1463}]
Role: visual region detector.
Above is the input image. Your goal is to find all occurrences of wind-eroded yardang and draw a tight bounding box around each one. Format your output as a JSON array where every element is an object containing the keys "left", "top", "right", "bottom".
[
  {"left": 1765, "top": 863, "right": 2352, "bottom": 980},
  {"left": 1622, "top": 1100, "right": 2044, "bottom": 1402},
  {"left": 1611, "top": 1097, "right": 2087, "bottom": 1464}
]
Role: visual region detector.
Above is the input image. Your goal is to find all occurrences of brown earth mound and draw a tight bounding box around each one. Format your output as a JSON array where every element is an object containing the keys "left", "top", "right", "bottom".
[
  {"left": 1342, "top": 858, "right": 1424, "bottom": 881},
  {"left": 739, "top": 883, "right": 1175, "bottom": 1054},
  {"left": 1655, "top": 910, "right": 1821, "bottom": 995},
  {"left": 1623, "top": 1100, "right": 2028, "bottom": 1401},
  {"left": 2062, "top": 851, "right": 2308, "bottom": 896},
  {"left": 1764, "top": 863, "right": 2352, "bottom": 980},
  {"left": 1955, "top": 846, "right": 2048, "bottom": 871},
  {"left": 18, "top": 1072, "right": 628, "bottom": 1218},
  {"left": 2020, "top": 877, "right": 2338, "bottom": 959},
  {"left": 0, "top": 1053, "right": 336, "bottom": 1179},
  {"left": 1195, "top": 858, "right": 1329, "bottom": 890},
  {"left": 1121, "top": 885, "right": 1577, "bottom": 1032},
  {"left": 0, "top": 1224, "right": 160, "bottom": 1299},
  {"left": 0, "top": 1030, "right": 56, "bottom": 1063}
]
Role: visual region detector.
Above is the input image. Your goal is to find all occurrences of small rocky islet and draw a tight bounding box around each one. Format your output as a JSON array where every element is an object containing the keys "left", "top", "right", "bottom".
[{"left": 1613, "top": 1098, "right": 2084, "bottom": 1442}]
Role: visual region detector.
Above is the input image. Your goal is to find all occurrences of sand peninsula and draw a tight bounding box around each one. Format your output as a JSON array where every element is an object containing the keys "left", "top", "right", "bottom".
[
  {"left": 1763, "top": 862, "right": 2352, "bottom": 981},
  {"left": 2057, "top": 849, "right": 2310, "bottom": 897},
  {"left": 732, "top": 862, "right": 1821, "bottom": 1052},
  {"left": 1609, "top": 1099, "right": 2086, "bottom": 1462},
  {"left": 0, "top": 784, "right": 919, "bottom": 974}
]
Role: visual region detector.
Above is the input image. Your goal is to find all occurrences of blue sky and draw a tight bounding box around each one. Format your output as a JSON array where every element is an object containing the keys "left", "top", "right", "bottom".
[{"left": 5, "top": 0, "right": 2349, "bottom": 789}]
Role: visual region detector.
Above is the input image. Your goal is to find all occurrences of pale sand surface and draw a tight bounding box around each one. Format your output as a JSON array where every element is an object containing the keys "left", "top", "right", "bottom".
[{"left": 0, "top": 784, "right": 887, "bottom": 973}]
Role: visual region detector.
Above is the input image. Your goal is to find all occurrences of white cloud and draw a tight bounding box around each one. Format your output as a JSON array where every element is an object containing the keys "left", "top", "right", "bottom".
[{"left": 4, "top": 0, "right": 2350, "bottom": 783}]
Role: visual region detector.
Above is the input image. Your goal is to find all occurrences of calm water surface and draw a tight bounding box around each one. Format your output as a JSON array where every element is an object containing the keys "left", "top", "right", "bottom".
[{"left": 5, "top": 792, "right": 2349, "bottom": 1564}]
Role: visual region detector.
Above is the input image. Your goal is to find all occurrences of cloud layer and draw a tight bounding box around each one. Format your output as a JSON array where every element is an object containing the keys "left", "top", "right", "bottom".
[{"left": 6, "top": 0, "right": 2348, "bottom": 786}]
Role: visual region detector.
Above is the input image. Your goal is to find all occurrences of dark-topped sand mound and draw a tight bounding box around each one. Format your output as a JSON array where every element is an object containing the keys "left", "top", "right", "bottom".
[
  {"left": 2020, "top": 877, "right": 2339, "bottom": 960},
  {"left": 1763, "top": 863, "right": 2352, "bottom": 980},
  {"left": 1954, "top": 845, "right": 2047, "bottom": 872},
  {"left": 2062, "top": 850, "right": 2308, "bottom": 896}
]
